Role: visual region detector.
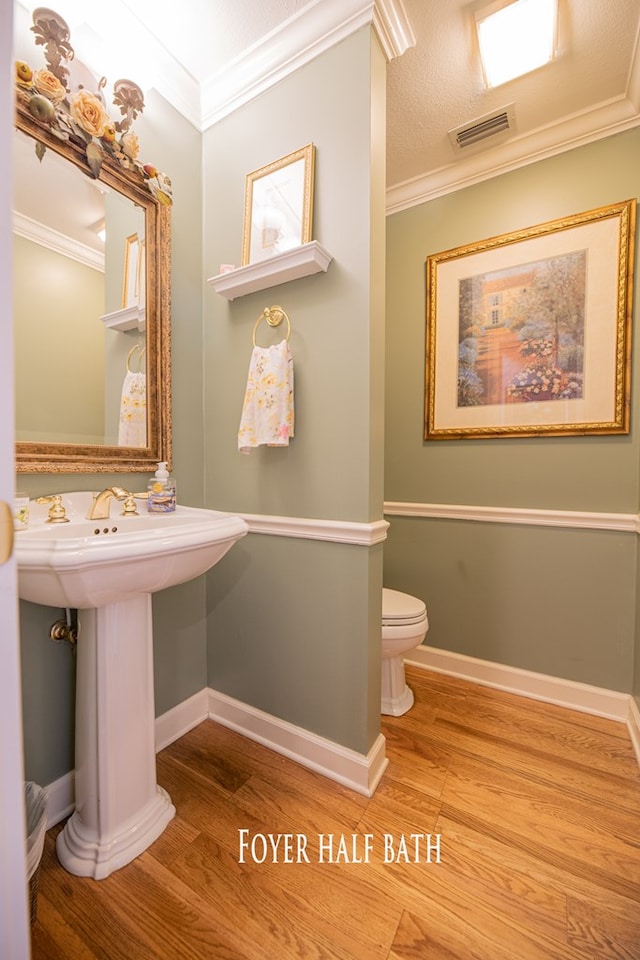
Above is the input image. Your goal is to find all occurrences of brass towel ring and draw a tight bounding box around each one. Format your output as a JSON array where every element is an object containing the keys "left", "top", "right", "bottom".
[
  {"left": 126, "top": 343, "right": 146, "bottom": 373},
  {"left": 252, "top": 305, "right": 291, "bottom": 347}
]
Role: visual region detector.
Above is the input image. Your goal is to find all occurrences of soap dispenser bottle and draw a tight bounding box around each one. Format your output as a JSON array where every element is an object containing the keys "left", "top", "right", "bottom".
[{"left": 147, "top": 461, "right": 176, "bottom": 513}]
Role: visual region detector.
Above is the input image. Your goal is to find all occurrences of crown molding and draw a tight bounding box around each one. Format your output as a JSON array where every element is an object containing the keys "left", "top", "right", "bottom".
[
  {"left": 201, "top": 0, "right": 415, "bottom": 130},
  {"left": 16, "top": 0, "right": 412, "bottom": 133},
  {"left": 372, "top": 0, "right": 415, "bottom": 60},
  {"left": 13, "top": 212, "right": 104, "bottom": 272},
  {"left": 15, "top": 0, "right": 414, "bottom": 133},
  {"left": 386, "top": 68, "right": 640, "bottom": 213}
]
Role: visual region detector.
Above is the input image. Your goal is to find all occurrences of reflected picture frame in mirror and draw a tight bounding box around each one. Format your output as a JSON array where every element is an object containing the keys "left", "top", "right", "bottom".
[
  {"left": 122, "top": 233, "right": 141, "bottom": 309},
  {"left": 241, "top": 144, "right": 315, "bottom": 266}
]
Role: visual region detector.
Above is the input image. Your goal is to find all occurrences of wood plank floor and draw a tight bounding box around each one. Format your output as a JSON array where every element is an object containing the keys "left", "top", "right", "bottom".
[{"left": 31, "top": 666, "right": 640, "bottom": 959}]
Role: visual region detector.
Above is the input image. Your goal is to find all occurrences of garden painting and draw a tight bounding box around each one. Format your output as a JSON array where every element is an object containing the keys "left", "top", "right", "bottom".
[
  {"left": 424, "top": 200, "right": 635, "bottom": 439},
  {"left": 457, "top": 251, "right": 586, "bottom": 408}
]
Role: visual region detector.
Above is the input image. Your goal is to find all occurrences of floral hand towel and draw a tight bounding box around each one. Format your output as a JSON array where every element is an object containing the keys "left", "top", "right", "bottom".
[{"left": 238, "top": 339, "right": 294, "bottom": 453}]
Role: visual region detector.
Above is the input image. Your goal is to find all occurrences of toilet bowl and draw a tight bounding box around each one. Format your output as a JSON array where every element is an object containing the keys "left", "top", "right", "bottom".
[{"left": 381, "top": 588, "right": 428, "bottom": 716}]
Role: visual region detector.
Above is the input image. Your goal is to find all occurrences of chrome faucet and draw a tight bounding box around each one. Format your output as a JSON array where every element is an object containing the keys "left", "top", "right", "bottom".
[{"left": 86, "top": 487, "right": 131, "bottom": 520}]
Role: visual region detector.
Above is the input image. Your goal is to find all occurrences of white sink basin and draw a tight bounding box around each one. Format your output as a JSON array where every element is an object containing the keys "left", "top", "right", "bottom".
[
  {"left": 15, "top": 490, "right": 248, "bottom": 880},
  {"left": 16, "top": 491, "right": 248, "bottom": 608}
]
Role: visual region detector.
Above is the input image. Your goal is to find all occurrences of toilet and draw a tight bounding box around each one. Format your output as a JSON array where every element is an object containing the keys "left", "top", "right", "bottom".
[{"left": 381, "top": 588, "right": 429, "bottom": 716}]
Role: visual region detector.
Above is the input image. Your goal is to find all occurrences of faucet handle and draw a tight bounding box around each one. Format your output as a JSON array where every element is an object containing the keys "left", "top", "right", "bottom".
[
  {"left": 121, "top": 492, "right": 149, "bottom": 516},
  {"left": 35, "top": 494, "right": 69, "bottom": 524}
]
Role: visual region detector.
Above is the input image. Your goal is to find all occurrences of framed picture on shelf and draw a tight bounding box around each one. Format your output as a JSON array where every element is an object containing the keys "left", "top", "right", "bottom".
[
  {"left": 241, "top": 144, "right": 315, "bottom": 266},
  {"left": 424, "top": 199, "right": 636, "bottom": 439}
]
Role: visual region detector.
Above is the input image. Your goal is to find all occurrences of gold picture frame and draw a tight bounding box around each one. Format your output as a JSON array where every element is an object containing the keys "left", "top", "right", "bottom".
[
  {"left": 241, "top": 144, "right": 315, "bottom": 266},
  {"left": 122, "top": 232, "right": 140, "bottom": 308},
  {"left": 425, "top": 199, "right": 636, "bottom": 440}
]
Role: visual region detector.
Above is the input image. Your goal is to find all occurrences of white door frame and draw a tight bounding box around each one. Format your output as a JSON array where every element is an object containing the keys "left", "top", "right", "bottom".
[{"left": 0, "top": 0, "right": 31, "bottom": 954}]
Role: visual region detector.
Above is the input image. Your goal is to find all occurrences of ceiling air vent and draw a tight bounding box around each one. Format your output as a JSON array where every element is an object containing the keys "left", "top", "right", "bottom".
[{"left": 448, "top": 104, "right": 516, "bottom": 153}]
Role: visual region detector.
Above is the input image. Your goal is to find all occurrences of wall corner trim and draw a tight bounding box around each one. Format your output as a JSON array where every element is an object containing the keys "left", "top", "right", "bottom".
[{"left": 629, "top": 697, "right": 640, "bottom": 768}]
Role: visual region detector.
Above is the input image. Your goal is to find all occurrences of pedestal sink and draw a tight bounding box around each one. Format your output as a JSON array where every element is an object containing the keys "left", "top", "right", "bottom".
[{"left": 15, "top": 492, "right": 248, "bottom": 879}]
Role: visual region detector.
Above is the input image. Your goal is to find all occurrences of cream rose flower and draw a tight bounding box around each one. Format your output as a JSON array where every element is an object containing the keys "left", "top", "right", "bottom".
[
  {"left": 120, "top": 130, "right": 140, "bottom": 160},
  {"left": 33, "top": 69, "right": 66, "bottom": 105},
  {"left": 69, "top": 90, "right": 109, "bottom": 138}
]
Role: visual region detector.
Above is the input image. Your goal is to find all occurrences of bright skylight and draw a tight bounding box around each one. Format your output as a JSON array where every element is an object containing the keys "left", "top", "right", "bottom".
[{"left": 476, "top": 0, "right": 558, "bottom": 88}]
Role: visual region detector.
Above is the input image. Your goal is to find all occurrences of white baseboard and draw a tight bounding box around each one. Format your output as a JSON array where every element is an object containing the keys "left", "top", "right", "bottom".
[
  {"left": 43, "top": 771, "right": 74, "bottom": 830},
  {"left": 43, "top": 653, "right": 639, "bottom": 828},
  {"left": 207, "top": 688, "right": 388, "bottom": 797},
  {"left": 44, "top": 687, "right": 387, "bottom": 826},
  {"left": 407, "top": 644, "right": 631, "bottom": 723},
  {"left": 154, "top": 688, "right": 210, "bottom": 752}
]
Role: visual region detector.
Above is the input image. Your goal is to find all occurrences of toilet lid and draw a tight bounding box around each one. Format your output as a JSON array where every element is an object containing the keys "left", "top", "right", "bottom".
[{"left": 382, "top": 588, "right": 427, "bottom": 625}]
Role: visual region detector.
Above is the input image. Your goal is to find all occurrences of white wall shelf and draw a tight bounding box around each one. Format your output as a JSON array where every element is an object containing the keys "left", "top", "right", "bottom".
[
  {"left": 100, "top": 305, "right": 146, "bottom": 332},
  {"left": 207, "top": 241, "right": 333, "bottom": 300}
]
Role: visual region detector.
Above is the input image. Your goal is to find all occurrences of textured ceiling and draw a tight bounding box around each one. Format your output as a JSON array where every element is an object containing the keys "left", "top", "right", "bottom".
[
  {"left": 127, "top": 0, "right": 640, "bottom": 204},
  {"left": 387, "top": 0, "right": 640, "bottom": 188}
]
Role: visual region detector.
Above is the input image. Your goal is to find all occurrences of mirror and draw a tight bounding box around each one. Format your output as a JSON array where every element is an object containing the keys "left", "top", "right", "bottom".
[{"left": 14, "top": 8, "right": 171, "bottom": 473}]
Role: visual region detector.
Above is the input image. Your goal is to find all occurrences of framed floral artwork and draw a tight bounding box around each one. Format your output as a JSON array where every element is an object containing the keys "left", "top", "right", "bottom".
[{"left": 424, "top": 199, "right": 636, "bottom": 439}]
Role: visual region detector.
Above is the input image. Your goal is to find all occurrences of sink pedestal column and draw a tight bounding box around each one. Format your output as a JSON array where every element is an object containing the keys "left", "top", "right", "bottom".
[{"left": 56, "top": 595, "right": 175, "bottom": 879}]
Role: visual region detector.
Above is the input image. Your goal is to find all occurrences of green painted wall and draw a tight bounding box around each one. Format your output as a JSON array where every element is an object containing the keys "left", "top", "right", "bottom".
[
  {"left": 202, "top": 29, "right": 387, "bottom": 755},
  {"left": 14, "top": 237, "right": 104, "bottom": 444},
  {"left": 385, "top": 127, "right": 640, "bottom": 694}
]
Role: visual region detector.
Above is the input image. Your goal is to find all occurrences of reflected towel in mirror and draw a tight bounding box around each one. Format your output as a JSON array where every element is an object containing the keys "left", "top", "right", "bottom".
[{"left": 118, "top": 370, "right": 147, "bottom": 447}]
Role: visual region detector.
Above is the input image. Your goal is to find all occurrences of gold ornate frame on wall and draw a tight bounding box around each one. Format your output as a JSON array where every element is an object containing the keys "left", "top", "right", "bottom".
[
  {"left": 14, "top": 8, "right": 172, "bottom": 473},
  {"left": 241, "top": 144, "right": 315, "bottom": 266},
  {"left": 424, "top": 199, "right": 636, "bottom": 440}
]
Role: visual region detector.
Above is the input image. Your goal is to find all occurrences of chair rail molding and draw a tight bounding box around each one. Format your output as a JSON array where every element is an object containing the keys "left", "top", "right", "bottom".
[
  {"left": 384, "top": 501, "right": 639, "bottom": 533},
  {"left": 240, "top": 513, "right": 390, "bottom": 546}
]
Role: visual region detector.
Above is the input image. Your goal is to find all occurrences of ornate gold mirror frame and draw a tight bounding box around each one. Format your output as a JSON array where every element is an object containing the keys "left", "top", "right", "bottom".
[{"left": 14, "top": 8, "right": 172, "bottom": 473}]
